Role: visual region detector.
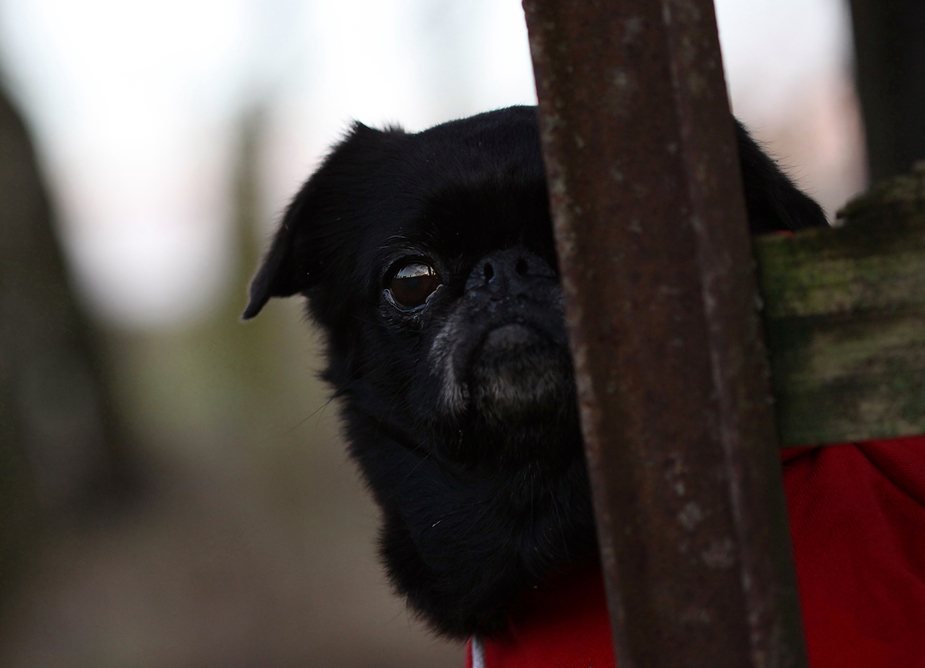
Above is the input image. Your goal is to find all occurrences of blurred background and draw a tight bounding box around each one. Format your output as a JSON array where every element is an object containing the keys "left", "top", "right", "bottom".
[{"left": 0, "top": 0, "right": 919, "bottom": 665}]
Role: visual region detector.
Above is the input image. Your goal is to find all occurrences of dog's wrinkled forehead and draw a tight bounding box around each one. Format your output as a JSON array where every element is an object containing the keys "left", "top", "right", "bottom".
[{"left": 361, "top": 109, "right": 552, "bottom": 265}]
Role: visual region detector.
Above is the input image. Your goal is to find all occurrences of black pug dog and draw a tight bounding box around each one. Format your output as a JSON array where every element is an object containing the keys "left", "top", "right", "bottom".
[{"left": 243, "top": 106, "right": 826, "bottom": 639}]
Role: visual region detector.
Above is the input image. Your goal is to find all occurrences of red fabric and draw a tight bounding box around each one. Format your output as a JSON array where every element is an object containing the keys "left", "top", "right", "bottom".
[{"left": 467, "top": 436, "right": 925, "bottom": 668}]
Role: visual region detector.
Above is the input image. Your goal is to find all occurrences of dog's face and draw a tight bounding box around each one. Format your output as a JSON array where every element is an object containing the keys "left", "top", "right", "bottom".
[
  {"left": 248, "top": 107, "right": 583, "bottom": 477},
  {"left": 244, "top": 106, "right": 826, "bottom": 638}
]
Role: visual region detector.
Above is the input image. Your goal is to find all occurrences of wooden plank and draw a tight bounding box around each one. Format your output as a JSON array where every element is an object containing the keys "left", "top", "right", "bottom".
[{"left": 757, "top": 163, "right": 925, "bottom": 446}]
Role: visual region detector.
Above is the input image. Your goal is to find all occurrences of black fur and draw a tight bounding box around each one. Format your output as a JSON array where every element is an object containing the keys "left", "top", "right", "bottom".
[{"left": 244, "top": 106, "right": 826, "bottom": 638}]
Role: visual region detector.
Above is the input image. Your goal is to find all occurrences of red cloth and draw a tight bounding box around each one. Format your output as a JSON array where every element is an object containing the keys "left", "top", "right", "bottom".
[{"left": 467, "top": 436, "right": 925, "bottom": 668}]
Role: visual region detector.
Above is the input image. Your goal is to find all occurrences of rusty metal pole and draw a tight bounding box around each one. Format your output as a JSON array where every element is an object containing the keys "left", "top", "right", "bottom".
[{"left": 522, "top": 1, "right": 807, "bottom": 667}]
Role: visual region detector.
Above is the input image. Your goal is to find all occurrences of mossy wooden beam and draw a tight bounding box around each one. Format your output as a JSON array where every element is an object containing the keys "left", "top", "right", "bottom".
[{"left": 756, "top": 163, "right": 925, "bottom": 446}]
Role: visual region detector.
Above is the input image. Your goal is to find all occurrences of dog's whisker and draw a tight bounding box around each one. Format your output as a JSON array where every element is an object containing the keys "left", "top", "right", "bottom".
[{"left": 279, "top": 377, "right": 364, "bottom": 437}]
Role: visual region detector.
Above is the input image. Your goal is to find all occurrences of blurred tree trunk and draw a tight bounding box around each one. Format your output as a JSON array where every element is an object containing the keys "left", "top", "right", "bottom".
[
  {"left": 0, "top": 86, "right": 42, "bottom": 608},
  {"left": 0, "top": 82, "right": 136, "bottom": 569},
  {"left": 849, "top": 0, "right": 925, "bottom": 182}
]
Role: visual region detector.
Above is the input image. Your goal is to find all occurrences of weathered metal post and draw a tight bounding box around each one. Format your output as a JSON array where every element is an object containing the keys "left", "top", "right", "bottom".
[{"left": 522, "top": 1, "right": 808, "bottom": 666}]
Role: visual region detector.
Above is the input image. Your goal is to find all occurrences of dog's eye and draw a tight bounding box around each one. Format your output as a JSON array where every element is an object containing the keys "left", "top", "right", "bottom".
[{"left": 387, "top": 262, "right": 441, "bottom": 309}]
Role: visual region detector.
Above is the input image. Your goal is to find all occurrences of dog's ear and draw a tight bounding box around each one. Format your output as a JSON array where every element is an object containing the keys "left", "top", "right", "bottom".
[
  {"left": 735, "top": 121, "right": 828, "bottom": 234},
  {"left": 242, "top": 178, "right": 320, "bottom": 320},
  {"left": 242, "top": 122, "right": 401, "bottom": 319}
]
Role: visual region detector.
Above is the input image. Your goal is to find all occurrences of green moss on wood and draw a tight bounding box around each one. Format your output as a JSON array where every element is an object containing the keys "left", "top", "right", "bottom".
[{"left": 756, "top": 165, "right": 925, "bottom": 446}]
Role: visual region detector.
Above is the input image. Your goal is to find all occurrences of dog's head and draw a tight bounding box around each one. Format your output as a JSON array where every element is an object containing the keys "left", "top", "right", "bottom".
[
  {"left": 243, "top": 106, "right": 827, "bottom": 637},
  {"left": 246, "top": 107, "right": 580, "bottom": 477}
]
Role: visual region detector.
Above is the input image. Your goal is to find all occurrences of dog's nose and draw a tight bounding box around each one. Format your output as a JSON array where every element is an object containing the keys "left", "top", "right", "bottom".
[{"left": 465, "top": 247, "right": 556, "bottom": 296}]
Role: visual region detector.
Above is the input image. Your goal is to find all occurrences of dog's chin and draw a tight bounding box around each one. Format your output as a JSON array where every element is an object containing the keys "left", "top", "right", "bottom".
[
  {"left": 429, "top": 322, "right": 580, "bottom": 471},
  {"left": 469, "top": 323, "right": 572, "bottom": 421}
]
